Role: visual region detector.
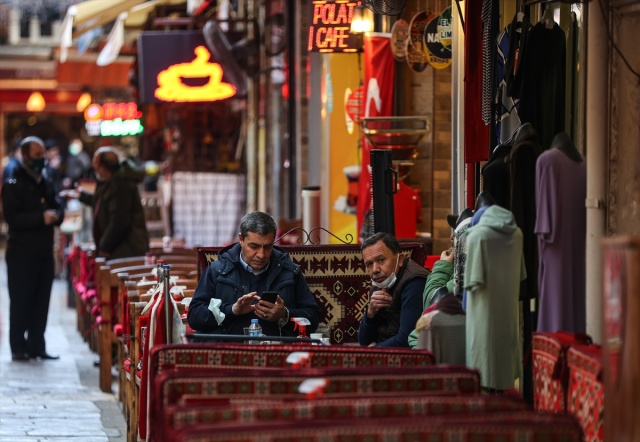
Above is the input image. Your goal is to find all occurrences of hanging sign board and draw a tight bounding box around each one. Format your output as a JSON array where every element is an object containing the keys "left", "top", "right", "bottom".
[
  {"left": 307, "top": 0, "right": 362, "bottom": 53},
  {"left": 84, "top": 102, "right": 144, "bottom": 137},
  {"left": 138, "top": 31, "right": 237, "bottom": 103},
  {"left": 406, "top": 11, "right": 433, "bottom": 72},
  {"left": 424, "top": 9, "right": 452, "bottom": 69},
  {"left": 390, "top": 19, "right": 409, "bottom": 61},
  {"left": 437, "top": 6, "right": 453, "bottom": 53}
]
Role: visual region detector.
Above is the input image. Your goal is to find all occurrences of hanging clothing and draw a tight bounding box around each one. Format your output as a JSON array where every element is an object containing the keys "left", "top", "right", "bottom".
[
  {"left": 505, "top": 123, "right": 543, "bottom": 301},
  {"left": 481, "top": 144, "right": 511, "bottom": 209},
  {"left": 481, "top": 0, "right": 499, "bottom": 126},
  {"left": 516, "top": 22, "right": 566, "bottom": 150},
  {"left": 464, "top": 0, "right": 490, "bottom": 163},
  {"left": 464, "top": 205, "right": 525, "bottom": 390},
  {"left": 534, "top": 138, "right": 586, "bottom": 333},
  {"left": 495, "top": 12, "right": 531, "bottom": 143}
]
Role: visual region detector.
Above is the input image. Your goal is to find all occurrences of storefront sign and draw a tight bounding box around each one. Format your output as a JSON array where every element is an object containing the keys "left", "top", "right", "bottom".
[
  {"left": 155, "top": 46, "right": 236, "bottom": 102},
  {"left": 138, "top": 31, "right": 238, "bottom": 103},
  {"left": 308, "top": 1, "right": 361, "bottom": 53},
  {"left": 424, "top": 10, "right": 452, "bottom": 69},
  {"left": 84, "top": 102, "right": 144, "bottom": 137}
]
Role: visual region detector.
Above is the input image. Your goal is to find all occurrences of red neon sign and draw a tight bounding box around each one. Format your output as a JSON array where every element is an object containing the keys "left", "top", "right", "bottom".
[{"left": 308, "top": 1, "right": 361, "bottom": 53}]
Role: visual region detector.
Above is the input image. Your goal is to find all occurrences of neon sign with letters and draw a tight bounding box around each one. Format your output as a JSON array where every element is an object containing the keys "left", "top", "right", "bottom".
[
  {"left": 155, "top": 46, "right": 236, "bottom": 102},
  {"left": 308, "top": 1, "right": 361, "bottom": 53},
  {"left": 84, "top": 102, "right": 144, "bottom": 137}
]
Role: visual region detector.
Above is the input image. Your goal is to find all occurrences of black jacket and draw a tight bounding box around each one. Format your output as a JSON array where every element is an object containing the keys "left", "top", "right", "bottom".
[
  {"left": 188, "top": 242, "right": 321, "bottom": 337},
  {"left": 79, "top": 159, "right": 149, "bottom": 259},
  {"left": 1, "top": 165, "right": 64, "bottom": 259}
]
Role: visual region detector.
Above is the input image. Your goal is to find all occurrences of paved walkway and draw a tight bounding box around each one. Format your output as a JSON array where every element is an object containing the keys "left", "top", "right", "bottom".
[{"left": 0, "top": 243, "right": 127, "bottom": 441}]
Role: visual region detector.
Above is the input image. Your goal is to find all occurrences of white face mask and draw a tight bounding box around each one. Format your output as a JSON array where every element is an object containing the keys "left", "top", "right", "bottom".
[
  {"left": 69, "top": 141, "right": 82, "bottom": 156},
  {"left": 371, "top": 255, "right": 400, "bottom": 289}
]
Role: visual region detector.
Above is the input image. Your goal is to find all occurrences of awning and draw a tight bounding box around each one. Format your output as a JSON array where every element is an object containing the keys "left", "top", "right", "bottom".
[
  {"left": 125, "top": 0, "right": 187, "bottom": 29},
  {"left": 71, "top": 0, "right": 146, "bottom": 38},
  {"left": 59, "top": 0, "right": 186, "bottom": 64}
]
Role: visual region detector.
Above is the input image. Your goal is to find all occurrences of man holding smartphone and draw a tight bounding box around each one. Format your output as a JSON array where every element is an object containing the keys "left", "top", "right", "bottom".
[{"left": 188, "top": 211, "right": 321, "bottom": 337}]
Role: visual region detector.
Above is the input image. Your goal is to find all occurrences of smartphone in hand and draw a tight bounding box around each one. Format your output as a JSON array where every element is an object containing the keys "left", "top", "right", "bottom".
[{"left": 260, "top": 291, "right": 278, "bottom": 304}]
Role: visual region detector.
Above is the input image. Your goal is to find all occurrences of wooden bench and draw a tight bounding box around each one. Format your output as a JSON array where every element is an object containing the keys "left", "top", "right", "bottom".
[
  {"left": 94, "top": 258, "right": 198, "bottom": 393},
  {"left": 196, "top": 242, "right": 428, "bottom": 344}
]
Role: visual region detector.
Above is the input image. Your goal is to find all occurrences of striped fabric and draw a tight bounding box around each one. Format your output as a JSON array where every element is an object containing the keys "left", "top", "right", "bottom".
[{"left": 416, "top": 310, "right": 466, "bottom": 365}]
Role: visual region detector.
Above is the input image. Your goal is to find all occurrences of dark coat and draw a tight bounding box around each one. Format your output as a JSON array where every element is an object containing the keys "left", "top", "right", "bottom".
[
  {"left": 188, "top": 242, "right": 322, "bottom": 337},
  {"left": 1, "top": 165, "right": 64, "bottom": 259},
  {"left": 79, "top": 159, "right": 149, "bottom": 259}
]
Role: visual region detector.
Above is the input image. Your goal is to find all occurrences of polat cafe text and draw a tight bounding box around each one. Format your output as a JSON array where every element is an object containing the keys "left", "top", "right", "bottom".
[
  {"left": 308, "top": 1, "right": 360, "bottom": 53},
  {"left": 84, "top": 102, "right": 144, "bottom": 137}
]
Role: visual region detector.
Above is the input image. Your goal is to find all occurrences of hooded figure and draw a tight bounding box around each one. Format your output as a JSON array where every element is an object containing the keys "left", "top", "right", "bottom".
[{"left": 464, "top": 204, "right": 526, "bottom": 391}]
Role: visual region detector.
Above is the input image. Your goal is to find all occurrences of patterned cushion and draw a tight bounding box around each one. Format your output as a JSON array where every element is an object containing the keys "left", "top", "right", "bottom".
[
  {"left": 174, "top": 411, "right": 584, "bottom": 442},
  {"left": 150, "top": 343, "right": 434, "bottom": 376},
  {"left": 196, "top": 243, "right": 427, "bottom": 344},
  {"left": 148, "top": 365, "right": 480, "bottom": 441},
  {"left": 532, "top": 331, "right": 592, "bottom": 413},
  {"left": 169, "top": 394, "right": 528, "bottom": 437},
  {"left": 567, "top": 344, "right": 604, "bottom": 442}
]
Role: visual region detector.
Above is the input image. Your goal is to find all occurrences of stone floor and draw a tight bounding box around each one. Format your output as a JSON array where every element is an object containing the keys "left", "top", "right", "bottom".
[{"left": 0, "top": 241, "right": 127, "bottom": 441}]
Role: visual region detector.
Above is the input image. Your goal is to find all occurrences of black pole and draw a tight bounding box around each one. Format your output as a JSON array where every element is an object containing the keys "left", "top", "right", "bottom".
[{"left": 286, "top": 0, "right": 297, "bottom": 219}]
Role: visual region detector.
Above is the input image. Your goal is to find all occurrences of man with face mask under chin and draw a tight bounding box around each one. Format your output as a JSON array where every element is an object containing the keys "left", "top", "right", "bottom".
[
  {"left": 358, "top": 232, "right": 430, "bottom": 347},
  {"left": 2, "top": 136, "right": 65, "bottom": 361},
  {"left": 60, "top": 146, "right": 149, "bottom": 259}
]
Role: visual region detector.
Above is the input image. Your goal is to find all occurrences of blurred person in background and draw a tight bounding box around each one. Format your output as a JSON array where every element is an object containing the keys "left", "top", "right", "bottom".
[
  {"left": 63, "top": 138, "right": 91, "bottom": 189},
  {"left": 60, "top": 146, "right": 149, "bottom": 259},
  {"left": 1, "top": 136, "right": 65, "bottom": 361},
  {"left": 2, "top": 140, "right": 22, "bottom": 182}
]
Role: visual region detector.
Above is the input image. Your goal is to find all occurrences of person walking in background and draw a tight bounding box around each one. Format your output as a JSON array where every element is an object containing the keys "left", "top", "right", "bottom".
[
  {"left": 1, "top": 136, "right": 65, "bottom": 361},
  {"left": 1, "top": 140, "right": 22, "bottom": 182},
  {"left": 60, "top": 146, "right": 149, "bottom": 259},
  {"left": 62, "top": 138, "right": 91, "bottom": 189},
  {"left": 188, "top": 211, "right": 322, "bottom": 337},
  {"left": 358, "top": 232, "right": 430, "bottom": 348}
]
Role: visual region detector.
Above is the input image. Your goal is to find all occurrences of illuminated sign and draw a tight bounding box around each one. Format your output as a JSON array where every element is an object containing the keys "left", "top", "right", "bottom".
[
  {"left": 138, "top": 31, "right": 239, "bottom": 104},
  {"left": 308, "top": 1, "right": 361, "bottom": 53},
  {"left": 155, "top": 46, "right": 236, "bottom": 102},
  {"left": 84, "top": 102, "right": 144, "bottom": 137}
]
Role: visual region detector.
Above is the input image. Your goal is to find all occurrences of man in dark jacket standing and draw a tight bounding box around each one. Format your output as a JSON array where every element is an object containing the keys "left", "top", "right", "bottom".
[
  {"left": 188, "top": 211, "right": 321, "bottom": 337},
  {"left": 358, "top": 232, "right": 430, "bottom": 348},
  {"left": 61, "top": 146, "right": 149, "bottom": 259},
  {"left": 2, "top": 136, "right": 65, "bottom": 361}
]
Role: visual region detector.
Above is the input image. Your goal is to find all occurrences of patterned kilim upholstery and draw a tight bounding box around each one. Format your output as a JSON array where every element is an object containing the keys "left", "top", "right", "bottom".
[
  {"left": 174, "top": 411, "right": 584, "bottom": 442},
  {"left": 151, "top": 343, "right": 435, "bottom": 376},
  {"left": 567, "top": 344, "right": 604, "bottom": 442},
  {"left": 196, "top": 243, "right": 427, "bottom": 344},
  {"left": 150, "top": 365, "right": 481, "bottom": 440},
  {"left": 168, "top": 394, "right": 528, "bottom": 439},
  {"left": 532, "top": 331, "right": 592, "bottom": 413}
]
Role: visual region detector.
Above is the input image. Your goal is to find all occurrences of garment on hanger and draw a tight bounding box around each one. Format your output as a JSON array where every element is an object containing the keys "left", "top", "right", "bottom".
[
  {"left": 549, "top": 131, "right": 582, "bottom": 162},
  {"left": 481, "top": 144, "right": 511, "bottom": 209},
  {"left": 535, "top": 140, "right": 586, "bottom": 333},
  {"left": 517, "top": 19, "right": 566, "bottom": 150},
  {"left": 495, "top": 11, "right": 532, "bottom": 143},
  {"left": 465, "top": 0, "right": 490, "bottom": 163},
  {"left": 505, "top": 122, "right": 543, "bottom": 301},
  {"left": 481, "top": 0, "right": 500, "bottom": 126},
  {"left": 464, "top": 204, "right": 526, "bottom": 390}
]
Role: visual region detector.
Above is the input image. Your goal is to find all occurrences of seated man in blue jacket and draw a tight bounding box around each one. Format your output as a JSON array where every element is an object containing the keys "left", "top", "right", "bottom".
[
  {"left": 187, "top": 211, "right": 321, "bottom": 337},
  {"left": 358, "top": 232, "right": 430, "bottom": 347}
]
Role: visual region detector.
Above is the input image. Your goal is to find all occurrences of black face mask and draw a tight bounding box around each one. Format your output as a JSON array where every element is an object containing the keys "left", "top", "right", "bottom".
[{"left": 28, "top": 157, "right": 46, "bottom": 175}]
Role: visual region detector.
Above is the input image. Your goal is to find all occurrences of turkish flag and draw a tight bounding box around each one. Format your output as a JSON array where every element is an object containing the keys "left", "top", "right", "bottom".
[{"left": 356, "top": 34, "right": 396, "bottom": 238}]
